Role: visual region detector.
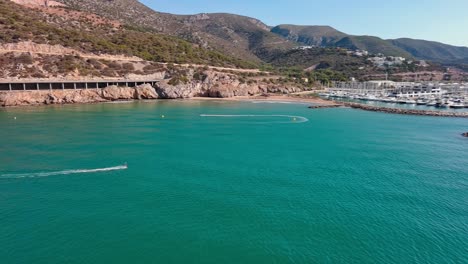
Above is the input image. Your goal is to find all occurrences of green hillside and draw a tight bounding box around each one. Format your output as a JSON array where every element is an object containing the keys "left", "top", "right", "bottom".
[
  {"left": 271, "top": 25, "right": 347, "bottom": 46},
  {"left": 269, "top": 25, "right": 468, "bottom": 67},
  {"left": 334, "top": 36, "right": 412, "bottom": 57},
  {"left": 57, "top": 0, "right": 294, "bottom": 62},
  {"left": 0, "top": 0, "right": 257, "bottom": 68},
  {"left": 391, "top": 38, "right": 468, "bottom": 63}
]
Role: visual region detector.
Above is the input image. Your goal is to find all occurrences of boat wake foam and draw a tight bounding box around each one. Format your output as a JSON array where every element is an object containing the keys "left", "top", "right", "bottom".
[
  {"left": 200, "top": 114, "right": 309, "bottom": 123},
  {"left": 0, "top": 165, "right": 127, "bottom": 179}
]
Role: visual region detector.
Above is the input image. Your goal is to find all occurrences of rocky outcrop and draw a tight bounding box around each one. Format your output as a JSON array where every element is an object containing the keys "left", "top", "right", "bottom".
[
  {"left": 462, "top": 132, "right": 468, "bottom": 137},
  {"left": 155, "top": 70, "right": 303, "bottom": 99},
  {"left": 155, "top": 82, "right": 203, "bottom": 99},
  {"left": 133, "top": 84, "right": 159, "bottom": 99},
  {"left": 0, "top": 84, "right": 157, "bottom": 107},
  {"left": 0, "top": 70, "right": 307, "bottom": 106}
]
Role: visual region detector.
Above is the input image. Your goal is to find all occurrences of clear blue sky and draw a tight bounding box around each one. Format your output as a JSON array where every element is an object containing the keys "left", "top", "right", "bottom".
[{"left": 140, "top": 0, "right": 468, "bottom": 47}]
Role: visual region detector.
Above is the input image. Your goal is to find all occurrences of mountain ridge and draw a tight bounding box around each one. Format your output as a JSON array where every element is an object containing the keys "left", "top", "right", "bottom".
[
  {"left": 51, "top": 0, "right": 467, "bottom": 67},
  {"left": 4, "top": 0, "right": 468, "bottom": 81},
  {"left": 271, "top": 25, "right": 468, "bottom": 63},
  {"left": 55, "top": 0, "right": 294, "bottom": 63}
]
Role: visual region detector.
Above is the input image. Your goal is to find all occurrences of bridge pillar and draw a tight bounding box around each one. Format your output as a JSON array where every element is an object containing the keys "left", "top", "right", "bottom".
[
  {"left": 8, "top": 83, "right": 12, "bottom": 91},
  {"left": 49, "top": 83, "right": 52, "bottom": 90},
  {"left": 73, "top": 83, "right": 76, "bottom": 90},
  {"left": 85, "top": 83, "right": 88, "bottom": 89},
  {"left": 23, "top": 83, "right": 26, "bottom": 90},
  {"left": 36, "top": 83, "right": 39, "bottom": 90},
  {"left": 62, "top": 83, "right": 64, "bottom": 90}
]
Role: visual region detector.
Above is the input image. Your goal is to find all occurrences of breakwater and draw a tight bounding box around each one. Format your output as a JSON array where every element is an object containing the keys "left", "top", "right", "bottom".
[
  {"left": 308, "top": 104, "right": 342, "bottom": 109},
  {"left": 340, "top": 102, "right": 468, "bottom": 118}
]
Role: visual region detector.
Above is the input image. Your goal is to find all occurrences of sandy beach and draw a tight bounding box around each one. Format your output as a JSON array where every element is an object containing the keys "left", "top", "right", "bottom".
[{"left": 190, "top": 94, "right": 340, "bottom": 106}]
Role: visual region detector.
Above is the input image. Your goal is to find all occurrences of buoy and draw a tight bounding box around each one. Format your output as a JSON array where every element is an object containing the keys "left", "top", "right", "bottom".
[
  {"left": 161, "top": 115, "right": 165, "bottom": 118},
  {"left": 293, "top": 117, "right": 297, "bottom": 121},
  {"left": 14, "top": 117, "right": 16, "bottom": 120}
]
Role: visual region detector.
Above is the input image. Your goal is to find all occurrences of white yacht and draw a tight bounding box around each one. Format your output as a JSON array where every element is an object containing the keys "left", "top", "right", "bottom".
[
  {"left": 416, "top": 99, "right": 427, "bottom": 105},
  {"left": 450, "top": 99, "right": 465, "bottom": 109}
]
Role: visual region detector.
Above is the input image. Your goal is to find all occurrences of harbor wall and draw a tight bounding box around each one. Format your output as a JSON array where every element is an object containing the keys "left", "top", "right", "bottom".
[{"left": 341, "top": 102, "right": 468, "bottom": 118}]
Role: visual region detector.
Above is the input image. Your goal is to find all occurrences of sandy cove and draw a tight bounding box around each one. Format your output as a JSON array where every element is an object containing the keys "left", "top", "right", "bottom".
[{"left": 190, "top": 95, "right": 339, "bottom": 105}]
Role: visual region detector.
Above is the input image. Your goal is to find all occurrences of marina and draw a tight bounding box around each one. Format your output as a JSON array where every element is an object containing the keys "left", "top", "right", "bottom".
[{"left": 321, "top": 81, "right": 468, "bottom": 110}]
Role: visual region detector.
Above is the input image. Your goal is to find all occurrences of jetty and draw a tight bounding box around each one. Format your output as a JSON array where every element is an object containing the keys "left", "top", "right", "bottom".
[
  {"left": 0, "top": 79, "right": 160, "bottom": 91},
  {"left": 340, "top": 102, "right": 468, "bottom": 118},
  {"left": 308, "top": 104, "right": 342, "bottom": 109}
]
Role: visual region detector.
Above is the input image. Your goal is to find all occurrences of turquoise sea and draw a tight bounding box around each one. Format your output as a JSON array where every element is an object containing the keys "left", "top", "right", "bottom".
[{"left": 0, "top": 100, "right": 467, "bottom": 263}]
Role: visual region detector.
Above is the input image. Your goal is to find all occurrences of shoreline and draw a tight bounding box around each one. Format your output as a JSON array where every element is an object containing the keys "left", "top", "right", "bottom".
[
  {"left": 0, "top": 89, "right": 338, "bottom": 108},
  {"left": 190, "top": 95, "right": 340, "bottom": 106},
  {"left": 2, "top": 89, "right": 468, "bottom": 118}
]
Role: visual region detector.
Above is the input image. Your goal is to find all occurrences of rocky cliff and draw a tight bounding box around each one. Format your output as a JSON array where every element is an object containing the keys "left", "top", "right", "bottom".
[
  {"left": 0, "top": 69, "right": 306, "bottom": 106},
  {"left": 155, "top": 71, "right": 303, "bottom": 99},
  {"left": 0, "top": 84, "right": 157, "bottom": 106}
]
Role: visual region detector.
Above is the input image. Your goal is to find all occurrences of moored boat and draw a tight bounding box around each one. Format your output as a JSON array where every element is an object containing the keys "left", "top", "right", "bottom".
[
  {"left": 416, "top": 99, "right": 427, "bottom": 105},
  {"left": 451, "top": 103, "right": 465, "bottom": 109},
  {"left": 450, "top": 100, "right": 465, "bottom": 109}
]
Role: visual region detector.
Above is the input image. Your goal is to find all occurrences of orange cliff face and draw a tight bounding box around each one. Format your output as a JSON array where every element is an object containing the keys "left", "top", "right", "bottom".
[{"left": 10, "top": 0, "right": 65, "bottom": 7}]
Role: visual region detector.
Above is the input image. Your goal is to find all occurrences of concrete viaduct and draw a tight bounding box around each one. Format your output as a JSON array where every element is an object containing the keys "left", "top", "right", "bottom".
[{"left": 0, "top": 79, "right": 161, "bottom": 91}]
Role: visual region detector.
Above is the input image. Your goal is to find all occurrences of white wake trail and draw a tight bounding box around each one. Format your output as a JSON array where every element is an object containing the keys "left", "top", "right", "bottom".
[
  {"left": 200, "top": 114, "right": 309, "bottom": 123},
  {"left": 0, "top": 165, "right": 127, "bottom": 179}
]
